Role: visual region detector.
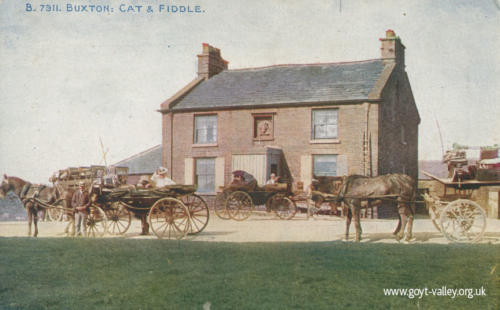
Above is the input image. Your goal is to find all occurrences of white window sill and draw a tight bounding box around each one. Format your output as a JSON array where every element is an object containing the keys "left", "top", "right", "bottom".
[
  {"left": 192, "top": 143, "right": 218, "bottom": 148},
  {"left": 309, "top": 139, "right": 340, "bottom": 144}
]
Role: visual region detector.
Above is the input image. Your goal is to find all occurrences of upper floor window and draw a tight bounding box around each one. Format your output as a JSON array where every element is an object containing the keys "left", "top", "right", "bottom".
[
  {"left": 194, "top": 115, "right": 217, "bottom": 144},
  {"left": 312, "top": 109, "right": 338, "bottom": 139}
]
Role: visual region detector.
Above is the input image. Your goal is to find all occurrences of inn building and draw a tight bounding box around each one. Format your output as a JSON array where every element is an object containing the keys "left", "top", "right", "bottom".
[{"left": 159, "top": 30, "right": 420, "bottom": 196}]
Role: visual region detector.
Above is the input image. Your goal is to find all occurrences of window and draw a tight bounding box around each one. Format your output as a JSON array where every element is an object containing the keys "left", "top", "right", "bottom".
[
  {"left": 195, "top": 158, "right": 215, "bottom": 193},
  {"left": 194, "top": 115, "right": 217, "bottom": 144},
  {"left": 253, "top": 114, "right": 273, "bottom": 140},
  {"left": 312, "top": 109, "right": 338, "bottom": 139},
  {"left": 313, "top": 155, "right": 337, "bottom": 177}
]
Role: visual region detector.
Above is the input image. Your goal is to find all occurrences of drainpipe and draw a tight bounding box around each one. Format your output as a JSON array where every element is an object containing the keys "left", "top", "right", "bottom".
[{"left": 364, "top": 102, "right": 372, "bottom": 176}]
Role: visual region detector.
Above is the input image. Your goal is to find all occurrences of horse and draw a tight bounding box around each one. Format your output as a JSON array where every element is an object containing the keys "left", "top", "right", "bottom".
[
  {"left": 310, "top": 176, "right": 346, "bottom": 216},
  {"left": 0, "top": 174, "right": 61, "bottom": 237},
  {"left": 336, "top": 174, "right": 416, "bottom": 242}
]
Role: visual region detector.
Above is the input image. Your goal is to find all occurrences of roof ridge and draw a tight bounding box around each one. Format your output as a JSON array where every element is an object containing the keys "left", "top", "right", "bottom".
[
  {"left": 227, "top": 58, "right": 382, "bottom": 72},
  {"left": 114, "top": 145, "right": 161, "bottom": 165}
]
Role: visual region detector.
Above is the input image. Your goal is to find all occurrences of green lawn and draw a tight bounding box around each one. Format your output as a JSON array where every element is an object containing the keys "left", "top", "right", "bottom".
[{"left": 0, "top": 238, "right": 498, "bottom": 309}]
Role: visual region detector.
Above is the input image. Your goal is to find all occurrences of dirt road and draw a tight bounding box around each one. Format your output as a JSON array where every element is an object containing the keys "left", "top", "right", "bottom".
[{"left": 1, "top": 212, "right": 499, "bottom": 244}]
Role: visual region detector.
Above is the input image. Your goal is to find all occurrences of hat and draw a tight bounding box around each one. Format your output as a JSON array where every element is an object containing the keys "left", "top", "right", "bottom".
[
  {"left": 79, "top": 181, "right": 85, "bottom": 186},
  {"left": 232, "top": 170, "right": 244, "bottom": 177},
  {"left": 157, "top": 167, "right": 168, "bottom": 175}
]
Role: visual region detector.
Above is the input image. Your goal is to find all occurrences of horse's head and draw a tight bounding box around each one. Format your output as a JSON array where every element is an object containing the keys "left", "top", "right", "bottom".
[{"left": 0, "top": 174, "right": 12, "bottom": 199}]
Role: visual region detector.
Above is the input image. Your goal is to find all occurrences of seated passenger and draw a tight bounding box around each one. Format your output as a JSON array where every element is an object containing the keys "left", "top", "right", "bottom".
[
  {"left": 136, "top": 175, "right": 152, "bottom": 188},
  {"left": 151, "top": 167, "right": 176, "bottom": 188},
  {"left": 266, "top": 173, "right": 280, "bottom": 185},
  {"left": 230, "top": 170, "right": 257, "bottom": 191}
]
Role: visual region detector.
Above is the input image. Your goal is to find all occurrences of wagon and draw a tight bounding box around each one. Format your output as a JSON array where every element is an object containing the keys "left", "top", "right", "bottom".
[
  {"left": 422, "top": 171, "right": 492, "bottom": 243},
  {"left": 91, "top": 184, "right": 209, "bottom": 239},
  {"left": 214, "top": 171, "right": 297, "bottom": 221},
  {"left": 47, "top": 166, "right": 209, "bottom": 239}
]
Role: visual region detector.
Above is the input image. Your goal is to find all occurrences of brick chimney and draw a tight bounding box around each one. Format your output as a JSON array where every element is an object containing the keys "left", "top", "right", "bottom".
[
  {"left": 380, "top": 29, "right": 405, "bottom": 67},
  {"left": 197, "top": 43, "right": 228, "bottom": 79}
]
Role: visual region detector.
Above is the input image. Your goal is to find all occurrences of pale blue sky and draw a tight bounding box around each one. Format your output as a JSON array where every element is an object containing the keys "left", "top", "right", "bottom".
[{"left": 1, "top": 0, "right": 499, "bottom": 182}]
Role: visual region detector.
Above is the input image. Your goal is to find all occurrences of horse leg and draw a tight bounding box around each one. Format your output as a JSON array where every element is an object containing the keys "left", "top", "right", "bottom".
[
  {"left": 395, "top": 204, "right": 407, "bottom": 241},
  {"left": 27, "top": 205, "right": 32, "bottom": 237},
  {"left": 405, "top": 201, "right": 416, "bottom": 242},
  {"left": 393, "top": 213, "right": 402, "bottom": 235},
  {"left": 33, "top": 207, "right": 39, "bottom": 237},
  {"left": 345, "top": 207, "right": 352, "bottom": 241},
  {"left": 353, "top": 202, "right": 362, "bottom": 242}
]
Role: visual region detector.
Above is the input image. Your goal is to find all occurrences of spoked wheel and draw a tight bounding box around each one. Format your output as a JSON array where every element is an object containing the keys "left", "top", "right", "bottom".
[
  {"left": 267, "top": 194, "right": 297, "bottom": 220},
  {"left": 85, "top": 206, "right": 107, "bottom": 238},
  {"left": 440, "top": 199, "right": 487, "bottom": 243},
  {"left": 48, "top": 199, "right": 65, "bottom": 222},
  {"left": 180, "top": 194, "right": 209, "bottom": 235},
  {"left": 225, "top": 191, "right": 253, "bottom": 221},
  {"left": 428, "top": 205, "right": 442, "bottom": 232},
  {"left": 105, "top": 202, "right": 132, "bottom": 235},
  {"left": 214, "top": 191, "right": 231, "bottom": 220},
  {"left": 148, "top": 198, "right": 191, "bottom": 239}
]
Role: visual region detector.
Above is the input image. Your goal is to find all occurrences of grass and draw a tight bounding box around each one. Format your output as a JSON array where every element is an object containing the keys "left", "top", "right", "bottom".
[{"left": 0, "top": 238, "right": 499, "bottom": 309}]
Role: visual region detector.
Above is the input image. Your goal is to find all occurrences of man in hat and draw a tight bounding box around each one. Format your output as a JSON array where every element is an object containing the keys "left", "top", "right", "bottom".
[
  {"left": 151, "top": 167, "right": 176, "bottom": 188},
  {"left": 231, "top": 170, "right": 257, "bottom": 191},
  {"left": 71, "top": 181, "right": 90, "bottom": 236}
]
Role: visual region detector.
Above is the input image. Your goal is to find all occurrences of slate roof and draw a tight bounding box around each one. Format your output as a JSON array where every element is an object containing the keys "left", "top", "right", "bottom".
[
  {"left": 170, "top": 59, "right": 386, "bottom": 110},
  {"left": 113, "top": 145, "right": 162, "bottom": 175}
]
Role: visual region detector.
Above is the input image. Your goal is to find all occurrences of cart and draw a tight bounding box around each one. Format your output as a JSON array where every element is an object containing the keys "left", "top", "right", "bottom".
[
  {"left": 422, "top": 171, "right": 495, "bottom": 243},
  {"left": 91, "top": 184, "right": 208, "bottom": 239},
  {"left": 214, "top": 171, "right": 297, "bottom": 221}
]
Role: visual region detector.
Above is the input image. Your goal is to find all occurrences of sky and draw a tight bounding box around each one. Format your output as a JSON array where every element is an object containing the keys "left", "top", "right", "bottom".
[{"left": 1, "top": 0, "right": 499, "bottom": 183}]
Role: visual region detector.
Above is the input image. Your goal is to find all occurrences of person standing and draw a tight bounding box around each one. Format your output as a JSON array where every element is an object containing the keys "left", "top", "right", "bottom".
[{"left": 72, "top": 181, "right": 90, "bottom": 236}]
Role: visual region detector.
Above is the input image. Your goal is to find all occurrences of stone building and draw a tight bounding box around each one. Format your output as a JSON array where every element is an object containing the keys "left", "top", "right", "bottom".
[{"left": 159, "top": 30, "right": 420, "bottom": 201}]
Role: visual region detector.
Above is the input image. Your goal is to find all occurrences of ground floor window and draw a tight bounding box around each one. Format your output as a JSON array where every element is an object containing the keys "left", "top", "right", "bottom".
[
  {"left": 195, "top": 158, "right": 215, "bottom": 192},
  {"left": 313, "top": 155, "right": 337, "bottom": 177}
]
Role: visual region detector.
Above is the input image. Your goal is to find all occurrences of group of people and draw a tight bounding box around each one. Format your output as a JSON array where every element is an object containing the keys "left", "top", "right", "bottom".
[{"left": 72, "top": 166, "right": 176, "bottom": 236}]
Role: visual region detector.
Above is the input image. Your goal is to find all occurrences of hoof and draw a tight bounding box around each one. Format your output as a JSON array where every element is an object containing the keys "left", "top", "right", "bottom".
[{"left": 395, "top": 234, "right": 403, "bottom": 242}]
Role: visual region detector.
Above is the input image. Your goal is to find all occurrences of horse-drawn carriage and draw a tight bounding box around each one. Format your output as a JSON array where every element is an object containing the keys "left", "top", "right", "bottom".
[
  {"left": 422, "top": 171, "right": 494, "bottom": 243},
  {"left": 89, "top": 184, "right": 209, "bottom": 239},
  {"left": 214, "top": 170, "right": 297, "bottom": 221}
]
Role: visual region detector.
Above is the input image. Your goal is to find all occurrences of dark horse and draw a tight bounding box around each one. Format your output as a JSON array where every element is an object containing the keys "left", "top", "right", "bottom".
[
  {"left": 0, "top": 174, "right": 72, "bottom": 237},
  {"left": 335, "top": 174, "right": 416, "bottom": 242}
]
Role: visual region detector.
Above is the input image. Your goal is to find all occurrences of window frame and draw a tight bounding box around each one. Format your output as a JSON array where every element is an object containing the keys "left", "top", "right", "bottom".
[
  {"left": 193, "top": 114, "right": 218, "bottom": 145},
  {"left": 194, "top": 157, "right": 216, "bottom": 193},
  {"left": 311, "top": 108, "right": 338, "bottom": 140},
  {"left": 312, "top": 154, "right": 338, "bottom": 177}
]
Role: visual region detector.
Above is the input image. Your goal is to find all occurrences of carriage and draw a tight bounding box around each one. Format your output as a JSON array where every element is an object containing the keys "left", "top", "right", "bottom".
[
  {"left": 422, "top": 171, "right": 495, "bottom": 243},
  {"left": 47, "top": 166, "right": 209, "bottom": 239},
  {"left": 214, "top": 171, "right": 297, "bottom": 221}
]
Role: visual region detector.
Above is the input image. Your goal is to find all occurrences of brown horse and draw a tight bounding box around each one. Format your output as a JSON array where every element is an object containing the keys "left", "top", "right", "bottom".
[
  {"left": 0, "top": 174, "right": 62, "bottom": 236},
  {"left": 336, "top": 174, "right": 416, "bottom": 242}
]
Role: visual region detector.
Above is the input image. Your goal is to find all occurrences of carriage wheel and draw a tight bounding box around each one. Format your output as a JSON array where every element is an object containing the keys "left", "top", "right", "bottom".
[
  {"left": 267, "top": 194, "right": 297, "bottom": 220},
  {"left": 214, "top": 191, "right": 231, "bottom": 220},
  {"left": 428, "top": 205, "right": 442, "bottom": 232},
  {"left": 48, "top": 199, "right": 65, "bottom": 222},
  {"left": 148, "top": 198, "right": 191, "bottom": 239},
  {"left": 181, "top": 194, "right": 209, "bottom": 235},
  {"left": 105, "top": 203, "right": 132, "bottom": 235},
  {"left": 225, "top": 191, "right": 253, "bottom": 221},
  {"left": 439, "top": 199, "right": 486, "bottom": 243},
  {"left": 85, "top": 206, "right": 107, "bottom": 238}
]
